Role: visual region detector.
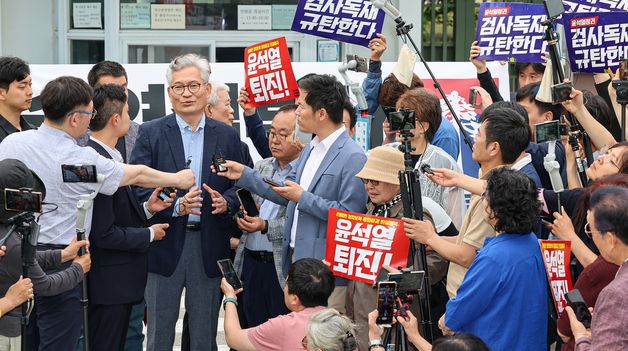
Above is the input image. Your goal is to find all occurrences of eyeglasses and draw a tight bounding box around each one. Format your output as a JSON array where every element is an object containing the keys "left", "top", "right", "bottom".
[
  {"left": 67, "top": 109, "right": 97, "bottom": 119},
  {"left": 584, "top": 222, "right": 608, "bottom": 238},
  {"left": 170, "top": 82, "right": 203, "bottom": 95},
  {"left": 267, "top": 130, "right": 293, "bottom": 142},
  {"left": 361, "top": 179, "right": 380, "bottom": 186}
]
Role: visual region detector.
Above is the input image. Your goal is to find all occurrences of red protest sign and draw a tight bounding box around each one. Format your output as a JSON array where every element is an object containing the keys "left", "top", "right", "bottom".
[
  {"left": 539, "top": 240, "right": 574, "bottom": 314},
  {"left": 325, "top": 208, "right": 410, "bottom": 285},
  {"left": 244, "top": 37, "right": 299, "bottom": 108}
]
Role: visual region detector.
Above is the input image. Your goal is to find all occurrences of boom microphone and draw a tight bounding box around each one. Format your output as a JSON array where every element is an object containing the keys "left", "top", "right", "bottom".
[{"left": 373, "top": 0, "right": 401, "bottom": 21}]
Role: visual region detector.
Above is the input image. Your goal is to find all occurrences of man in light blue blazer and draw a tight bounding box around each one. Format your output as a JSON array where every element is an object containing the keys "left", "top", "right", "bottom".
[{"left": 219, "top": 74, "right": 368, "bottom": 312}]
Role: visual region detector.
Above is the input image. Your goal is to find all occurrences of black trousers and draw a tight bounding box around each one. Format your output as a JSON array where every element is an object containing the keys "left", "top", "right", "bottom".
[{"left": 88, "top": 303, "right": 133, "bottom": 351}]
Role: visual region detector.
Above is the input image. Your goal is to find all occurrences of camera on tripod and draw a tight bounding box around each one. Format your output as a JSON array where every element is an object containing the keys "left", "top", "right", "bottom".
[{"left": 388, "top": 108, "right": 416, "bottom": 132}]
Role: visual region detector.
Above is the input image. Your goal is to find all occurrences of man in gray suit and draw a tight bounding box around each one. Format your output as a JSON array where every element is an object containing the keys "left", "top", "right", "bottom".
[
  {"left": 218, "top": 74, "right": 368, "bottom": 313},
  {"left": 232, "top": 104, "right": 301, "bottom": 327}
]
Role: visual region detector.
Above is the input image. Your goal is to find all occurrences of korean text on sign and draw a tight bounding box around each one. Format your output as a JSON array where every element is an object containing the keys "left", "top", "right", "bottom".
[
  {"left": 563, "top": 11, "right": 628, "bottom": 73},
  {"left": 325, "top": 209, "right": 410, "bottom": 285},
  {"left": 244, "top": 37, "right": 299, "bottom": 108},
  {"left": 476, "top": 2, "right": 548, "bottom": 63},
  {"left": 539, "top": 240, "right": 574, "bottom": 314},
  {"left": 291, "top": 0, "right": 385, "bottom": 48}
]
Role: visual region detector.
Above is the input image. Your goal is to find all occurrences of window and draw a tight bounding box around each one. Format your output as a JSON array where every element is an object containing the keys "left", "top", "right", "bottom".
[
  {"left": 71, "top": 40, "right": 104, "bottom": 64},
  {"left": 128, "top": 45, "right": 210, "bottom": 63}
]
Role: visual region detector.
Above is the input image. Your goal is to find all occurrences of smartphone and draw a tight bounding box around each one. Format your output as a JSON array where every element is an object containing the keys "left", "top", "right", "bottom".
[
  {"left": 346, "top": 54, "right": 368, "bottom": 73},
  {"left": 236, "top": 189, "right": 259, "bottom": 217},
  {"left": 565, "top": 289, "right": 592, "bottom": 328},
  {"left": 469, "top": 88, "right": 478, "bottom": 106},
  {"left": 217, "top": 259, "right": 243, "bottom": 290},
  {"left": 4, "top": 188, "right": 43, "bottom": 212},
  {"left": 158, "top": 187, "right": 176, "bottom": 201},
  {"left": 61, "top": 165, "right": 97, "bottom": 183},
  {"left": 376, "top": 281, "right": 396, "bottom": 326},
  {"left": 535, "top": 120, "right": 560, "bottom": 144},
  {"left": 263, "top": 177, "right": 285, "bottom": 187}
]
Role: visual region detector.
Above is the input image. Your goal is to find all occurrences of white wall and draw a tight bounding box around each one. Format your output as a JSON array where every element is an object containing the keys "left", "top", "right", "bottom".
[{"left": 0, "top": 0, "right": 55, "bottom": 63}]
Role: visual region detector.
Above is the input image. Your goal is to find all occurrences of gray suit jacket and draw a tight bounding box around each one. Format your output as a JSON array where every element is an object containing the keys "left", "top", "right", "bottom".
[
  {"left": 236, "top": 131, "right": 368, "bottom": 278},
  {"left": 233, "top": 157, "right": 287, "bottom": 287}
]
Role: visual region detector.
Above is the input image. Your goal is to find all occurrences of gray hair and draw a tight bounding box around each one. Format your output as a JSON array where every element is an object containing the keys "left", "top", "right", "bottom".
[
  {"left": 166, "top": 53, "right": 211, "bottom": 86},
  {"left": 207, "top": 81, "right": 230, "bottom": 106},
  {"left": 307, "top": 309, "right": 357, "bottom": 351}
]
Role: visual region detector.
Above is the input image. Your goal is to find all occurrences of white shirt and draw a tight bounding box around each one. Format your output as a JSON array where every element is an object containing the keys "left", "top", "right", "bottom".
[
  {"left": 511, "top": 153, "right": 532, "bottom": 171},
  {"left": 90, "top": 137, "right": 155, "bottom": 241},
  {"left": 0, "top": 124, "right": 124, "bottom": 245},
  {"left": 290, "top": 126, "right": 346, "bottom": 248}
]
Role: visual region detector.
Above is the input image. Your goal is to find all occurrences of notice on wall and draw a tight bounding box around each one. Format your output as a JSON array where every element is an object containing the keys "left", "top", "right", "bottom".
[
  {"left": 272, "top": 5, "right": 298, "bottom": 30},
  {"left": 121, "top": 3, "right": 151, "bottom": 29},
  {"left": 151, "top": 4, "right": 186, "bottom": 30},
  {"left": 238, "top": 5, "right": 272, "bottom": 30},
  {"left": 73, "top": 2, "right": 102, "bottom": 29}
]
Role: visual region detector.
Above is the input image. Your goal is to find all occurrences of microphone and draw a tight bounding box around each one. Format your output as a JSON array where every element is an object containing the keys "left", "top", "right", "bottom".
[
  {"left": 373, "top": 0, "right": 401, "bottom": 21},
  {"left": 420, "top": 163, "right": 434, "bottom": 175}
]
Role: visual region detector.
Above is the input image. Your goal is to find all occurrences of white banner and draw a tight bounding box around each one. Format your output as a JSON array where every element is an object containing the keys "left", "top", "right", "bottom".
[{"left": 26, "top": 62, "right": 510, "bottom": 162}]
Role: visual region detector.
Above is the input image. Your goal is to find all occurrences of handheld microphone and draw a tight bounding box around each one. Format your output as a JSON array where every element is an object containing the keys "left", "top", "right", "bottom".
[
  {"left": 373, "top": 0, "right": 401, "bottom": 21},
  {"left": 420, "top": 163, "right": 434, "bottom": 175}
]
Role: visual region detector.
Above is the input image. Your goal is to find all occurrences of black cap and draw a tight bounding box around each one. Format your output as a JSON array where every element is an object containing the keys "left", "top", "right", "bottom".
[{"left": 0, "top": 159, "right": 46, "bottom": 222}]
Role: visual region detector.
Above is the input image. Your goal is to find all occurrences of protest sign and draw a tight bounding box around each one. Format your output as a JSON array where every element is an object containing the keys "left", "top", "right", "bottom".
[
  {"left": 244, "top": 37, "right": 299, "bottom": 108},
  {"left": 291, "top": 0, "right": 384, "bottom": 47},
  {"left": 325, "top": 209, "right": 410, "bottom": 285},
  {"left": 539, "top": 240, "right": 574, "bottom": 314},
  {"left": 476, "top": 2, "right": 548, "bottom": 62},
  {"left": 563, "top": 11, "right": 628, "bottom": 73},
  {"left": 564, "top": 0, "right": 628, "bottom": 13}
]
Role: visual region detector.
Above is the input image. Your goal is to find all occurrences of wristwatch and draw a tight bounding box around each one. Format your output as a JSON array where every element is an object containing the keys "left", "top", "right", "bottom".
[{"left": 369, "top": 339, "right": 384, "bottom": 350}]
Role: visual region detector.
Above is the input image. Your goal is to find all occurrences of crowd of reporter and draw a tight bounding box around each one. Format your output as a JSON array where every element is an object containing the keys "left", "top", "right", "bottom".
[{"left": 0, "top": 31, "right": 626, "bottom": 351}]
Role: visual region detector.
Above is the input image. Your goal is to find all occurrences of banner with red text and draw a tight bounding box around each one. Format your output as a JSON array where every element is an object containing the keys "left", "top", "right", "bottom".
[
  {"left": 325, "top": 208, "right": 410, "bottom": 285},
  {"left": 539, "top": 240, "right": 574, "bottom": 314},
  {"left": 244, "top": 37, "right": 299, "bottom": 108}
]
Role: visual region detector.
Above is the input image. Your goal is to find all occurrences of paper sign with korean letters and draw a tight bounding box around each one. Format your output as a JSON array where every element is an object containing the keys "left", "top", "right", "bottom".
[
  {"left": 244, "top": 37, "right": 300, "bottom": 108},
  {"left": 562, "top": 11, "right": 628, "bottom": 73},
  {"left": 291, "top": 0, "right": 385, "bottom": 48},
  {"left": 564, "top": 0, "right": 628, "bottom": 13},
  {"left": 325, "top": 208, "right": 410, "bottom": 285},
  {"left": 539, "top": 240, "right": 574, "bottom": 314},
  {"left": 475, "top": 2, "right": 548, "bottom": 63}
]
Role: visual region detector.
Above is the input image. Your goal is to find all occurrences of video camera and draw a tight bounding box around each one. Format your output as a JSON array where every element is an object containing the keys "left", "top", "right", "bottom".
[
  {"left": 388, "top": 108, "right": 416, "bottom": 132},
  {"left": 612, "top": 59, "right": 628, "bottom": 105}
]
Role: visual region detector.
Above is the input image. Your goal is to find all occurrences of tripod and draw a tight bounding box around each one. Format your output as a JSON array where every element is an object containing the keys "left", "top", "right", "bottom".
[
  {"left": 542, "top": 17, "right": 592, "bottom": 184},
  {"left": 4, "top": 212, "right": 39, "bottom": 351},
  {"left": 397, "top": 130, "right": 434, "bottom": 343}
]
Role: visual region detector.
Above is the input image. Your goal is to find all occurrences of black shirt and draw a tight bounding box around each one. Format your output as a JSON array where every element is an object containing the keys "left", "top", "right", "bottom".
[{"left": 0, "top": 114, "right": 35, "bottom": 144}]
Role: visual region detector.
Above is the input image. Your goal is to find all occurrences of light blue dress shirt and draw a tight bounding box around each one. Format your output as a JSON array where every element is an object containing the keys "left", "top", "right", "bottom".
[{"left": 174, "top": 114, "right": 205, "bottom": 223}]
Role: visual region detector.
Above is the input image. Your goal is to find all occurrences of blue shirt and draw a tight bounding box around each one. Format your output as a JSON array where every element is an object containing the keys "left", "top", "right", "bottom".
[
  {"left": 174, "top": 114, "right": 205, "bottom": 223},
  {"left": 244, "top": 158, "right": 296, "bottom": 252},
  {"left": 445, "top": 232, "right": 548, "bottom": 351},
  {"left": 432, "top": 119, "right": 460, "bottom": 160}
]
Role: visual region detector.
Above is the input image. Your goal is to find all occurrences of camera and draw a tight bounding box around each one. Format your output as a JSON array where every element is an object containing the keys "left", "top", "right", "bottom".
[
  {"left": 388, "top": 108, "right": 416, "bottom": 131},
  {"left": 213, "top": 151, "right": 227, "bottom": 173},
  {"left": 346, "top": 54, "right": 368, "bottom": 73},
  {"left": 158, "top": 187, "right": 176, "bottom": 201},
  {"left": 4, "top": 188, "right": 42, "bottom": 213},
  {"left": 551, "top": 82, "right": 573, "bottom": 103}
]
